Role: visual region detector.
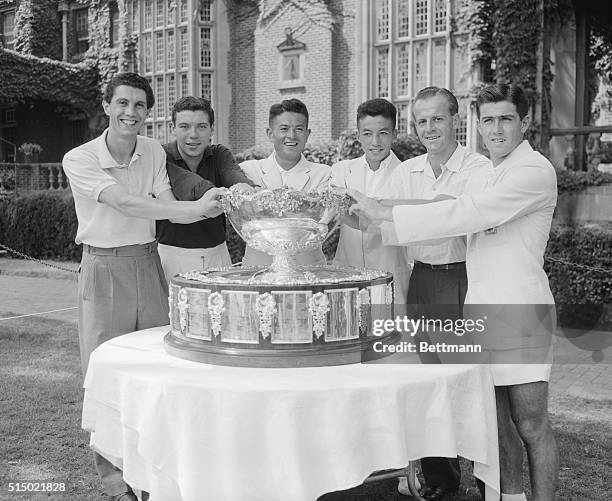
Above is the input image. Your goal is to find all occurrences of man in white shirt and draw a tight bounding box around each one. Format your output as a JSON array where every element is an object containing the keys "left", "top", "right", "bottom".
[
  {"left": 330, "top": 98, "right": 410, "bottom": 303},
  {"left": 240, "top": 98, "right": 330, "bottom": 266},
  {"left": 381, "top": 87, "right": 490, "bottom": 500},
  {"left": 349, "top": 84, "right": 559, "bottom": 501},
  {"left": 63, "top": 73, "right": 225, "bottom": 501}
]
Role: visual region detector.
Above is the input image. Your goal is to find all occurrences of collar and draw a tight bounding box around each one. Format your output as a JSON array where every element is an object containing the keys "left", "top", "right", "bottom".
[
  {"left": 266, "top": 152, "right": 310, "bottom": 175},
  {"left": 495, "top": 140, "right": 533, "bottom": 169},
  {"left": 437, "top": 143, "right": 465, "bottom": 173},
  {"left": 96, "top": 129, "right": 145, "bottom": 169},
  {"left": 361, "top": 151, "right": 399, "bottom": 172},
  {"left": 163, "top": 140, "right": 214, "bottom": 165}
]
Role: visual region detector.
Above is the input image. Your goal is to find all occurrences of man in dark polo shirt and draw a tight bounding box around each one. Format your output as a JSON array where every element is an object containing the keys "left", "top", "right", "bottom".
[{"left": 157, "top": 96, "right": 255, "bottom": 283}]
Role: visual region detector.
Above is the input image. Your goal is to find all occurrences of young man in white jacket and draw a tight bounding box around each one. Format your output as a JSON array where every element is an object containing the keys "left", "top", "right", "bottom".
[
  {"left": 240, "top": 98, "right": 330, "bottom": 266},
  {"left": 330, "top": 98, "right": 410, "bottom": 303}
]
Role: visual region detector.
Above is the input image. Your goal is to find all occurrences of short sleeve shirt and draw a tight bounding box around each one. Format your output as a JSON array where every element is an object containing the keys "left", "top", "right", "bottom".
[{"left": 63, "top": 129, "right": 170, "bottom": 247}]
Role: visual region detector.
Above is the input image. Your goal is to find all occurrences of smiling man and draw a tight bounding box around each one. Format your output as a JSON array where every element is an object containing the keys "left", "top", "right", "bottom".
[
  {"left": 156, "top": 96, "right": 255, "bottom": 283},
  {"left": 240, "top": 98, "right": 330, "bottom": 266},
  {"left": 349, "top": 84, "right": 559, "bottom": 501},
  {"left": 379, "top": 87, "right": 490, "bottom": 501},
  {"left": 330, "top": 98, "right": 411, "bottom": 303},
  {"left": 63, "top": 73, "right": 225, "bottom": 501}
]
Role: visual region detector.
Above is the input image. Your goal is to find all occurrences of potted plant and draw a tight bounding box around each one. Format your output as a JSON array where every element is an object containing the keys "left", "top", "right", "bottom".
[{"left": 18, "top": 143, "right": 43, "bottom": 163}]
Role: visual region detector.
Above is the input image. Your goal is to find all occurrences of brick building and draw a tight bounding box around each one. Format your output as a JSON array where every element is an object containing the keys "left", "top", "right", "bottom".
[{"left": 1, "top": 0, "right": 611, "bottom": 167}]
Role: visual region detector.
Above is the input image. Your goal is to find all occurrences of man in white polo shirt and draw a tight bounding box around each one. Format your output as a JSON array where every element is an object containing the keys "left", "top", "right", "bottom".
[
  {"left": 381, "top": 86, "right": 490, "bottom": 500},
  {"left": 349, "top": 83, "right": 559, "bottom": 501},
  {"left": 63, "top": 72, "right": 225, "bottom": 501}
]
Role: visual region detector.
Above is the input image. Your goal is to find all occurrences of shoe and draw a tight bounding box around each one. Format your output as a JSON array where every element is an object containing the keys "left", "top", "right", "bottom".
[
  {"left": 398, "top": 475, "right": 421, "bottom": 495},
  {"left": 420, "top": 486, "right": 455, "bottom": 500},
  {"left": 109, "top": 492, "right": 138, "bottom": 501}
]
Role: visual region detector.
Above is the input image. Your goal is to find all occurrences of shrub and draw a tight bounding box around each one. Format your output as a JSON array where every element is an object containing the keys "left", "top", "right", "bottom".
[
  {"left": 337, "top": 129, "right": 426, "bottom": 161},
  {"left": 0, "top": 191, "right": 80, "bottom": 260},
  {"left": 556, "top": 168, "right": 612, "bottom": 194},
  {"left": 545, "top": 222, "right": 612, "bottom": 328}
]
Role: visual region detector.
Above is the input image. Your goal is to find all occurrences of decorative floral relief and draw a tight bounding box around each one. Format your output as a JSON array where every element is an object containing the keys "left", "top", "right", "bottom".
[
  {"left": 386, "top": 283, "right": 393, "bottom": 305},
  {"left": 177, "top": 288, "right": 189, "bottom": 334},
  {"left": 256, "top": 293, "right": 277, "bottom": 339},
  {"left": 309, "top": 292, "right": 330, "bottom": 339},
  {"left": 357, "top": 288, "right": 370, "bottom": 331},
  {"left": 208, "top": 292, "right": 225, "bottom": 338}
]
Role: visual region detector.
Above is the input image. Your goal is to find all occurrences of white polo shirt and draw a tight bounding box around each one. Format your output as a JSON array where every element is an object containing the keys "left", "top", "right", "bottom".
[
  {"left": 63, "top": 130, "right": 171, "bottom": 247},
  {"left": 383, "top": 144, "right": 490, "bottom": 265}
]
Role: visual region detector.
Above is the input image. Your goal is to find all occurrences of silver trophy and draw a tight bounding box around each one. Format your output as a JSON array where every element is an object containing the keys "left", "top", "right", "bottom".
[{"left": 221, "top": 186, "right": 350, "bottom": 282}]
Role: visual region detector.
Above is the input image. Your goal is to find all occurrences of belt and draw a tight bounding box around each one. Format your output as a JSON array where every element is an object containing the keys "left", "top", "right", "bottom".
[
  {"left": 83, "top": 242, "right": 157, "bottom": 257},
  {"left": 414, "top": 260, "right": 466, "bottom": 270}
]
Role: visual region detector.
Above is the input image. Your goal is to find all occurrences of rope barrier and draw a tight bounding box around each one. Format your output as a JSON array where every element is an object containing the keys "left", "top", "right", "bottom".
[
  {"left": 544, "top": 256, "right": 612, "bottom": 275},
  {"left": 0, "top": 307, "right": 77, "bottom": 321},
  {"left": 0, "top": 242, "right": 78, "bottom": 274}
]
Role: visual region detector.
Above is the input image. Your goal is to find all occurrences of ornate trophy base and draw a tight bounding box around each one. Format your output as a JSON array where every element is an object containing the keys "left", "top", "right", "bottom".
[{"left": 165, "top": 265, "right": 399, "bottom": 368}]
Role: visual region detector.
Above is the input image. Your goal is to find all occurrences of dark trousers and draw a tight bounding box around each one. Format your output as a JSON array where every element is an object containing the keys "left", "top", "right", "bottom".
[{"left": 406, "top": 261, "right": 467, "bottom": 492}]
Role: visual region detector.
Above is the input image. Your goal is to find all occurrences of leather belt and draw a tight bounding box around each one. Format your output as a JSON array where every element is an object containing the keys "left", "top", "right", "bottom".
[
  {"left": 83, "top": 241, "right": 157, "bottom": 257},
  {"left": 414, "top": 260, "right": 466, "bottom": 271}
]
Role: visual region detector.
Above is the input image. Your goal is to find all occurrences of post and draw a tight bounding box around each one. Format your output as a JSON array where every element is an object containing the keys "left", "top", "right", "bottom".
[
  {"left": 574, "top": 5, "right": 590, "bottom": 171},
  {"left": 58, "top": 1, "right": 70, "bottom": 61}
]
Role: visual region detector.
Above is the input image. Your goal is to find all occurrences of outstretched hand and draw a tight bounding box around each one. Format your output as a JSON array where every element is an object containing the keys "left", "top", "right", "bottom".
[
  {"left": 346, "top": 189, "right": 393, "bottom": 225},
  {"left": 198, "top": 187, "right": 228, "bottom": 218}
]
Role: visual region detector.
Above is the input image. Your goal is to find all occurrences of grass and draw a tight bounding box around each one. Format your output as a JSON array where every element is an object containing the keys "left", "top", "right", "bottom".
[
  {"left": 1, "top": 287, "right": 610, "bottom": 500},
  {"left": 0, "top": 316, "right": 103, "bottom": 500}
]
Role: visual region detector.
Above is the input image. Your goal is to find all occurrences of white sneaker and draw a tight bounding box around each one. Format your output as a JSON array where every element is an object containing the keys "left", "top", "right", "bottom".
[{"left": 398, "top": 475, "right": 421, "bottom": 496}]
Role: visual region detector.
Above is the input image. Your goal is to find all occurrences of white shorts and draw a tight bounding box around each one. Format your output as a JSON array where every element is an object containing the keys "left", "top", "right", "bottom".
[{"left": 489, "top": 345, "right": 553, "bottom": 386}]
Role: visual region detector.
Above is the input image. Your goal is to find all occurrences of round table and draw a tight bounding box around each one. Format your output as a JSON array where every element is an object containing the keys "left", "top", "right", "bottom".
[{"left": 82, "top": 326, "right": 500, "bottom": 501}]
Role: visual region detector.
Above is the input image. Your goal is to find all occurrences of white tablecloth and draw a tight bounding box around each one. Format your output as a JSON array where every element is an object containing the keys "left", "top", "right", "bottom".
[{"left": 82, "top": 326, "right": 500, "bottom": 501}]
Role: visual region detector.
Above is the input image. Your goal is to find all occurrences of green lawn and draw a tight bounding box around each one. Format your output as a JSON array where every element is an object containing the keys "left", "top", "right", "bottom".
[{"left": 1, "top": 313, "right": 610, "bottom": 500}]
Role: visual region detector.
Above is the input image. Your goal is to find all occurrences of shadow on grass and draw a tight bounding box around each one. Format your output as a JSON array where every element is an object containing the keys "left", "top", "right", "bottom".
[{"left": 0, "top": 316, "right": 103, "bottom": 500}]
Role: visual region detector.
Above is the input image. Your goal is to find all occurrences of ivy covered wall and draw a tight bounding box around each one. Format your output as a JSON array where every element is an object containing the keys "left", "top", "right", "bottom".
[{"left": 13, "top": 0, "right": 62, "bottom": 59}]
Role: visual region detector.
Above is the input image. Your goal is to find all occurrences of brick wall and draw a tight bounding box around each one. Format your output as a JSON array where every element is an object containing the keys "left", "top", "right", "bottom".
[
  {"left": 331, "top": 0, "right": 357, "bottom": 137},
  {"left": 253, "top": 3, "right": 333, "bottom": 147},
  {"left": 228, "top": 2, "right": 258, "bottom": 153}
]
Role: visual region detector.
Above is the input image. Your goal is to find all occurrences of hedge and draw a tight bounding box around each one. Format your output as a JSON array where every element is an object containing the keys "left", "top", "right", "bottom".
[
  {"left": 2, "top": 187, "right": 612, "bottom": 329},
  {"left": 544, "top": 222, "right": 612, "bottom": 328},
  {"left": 234, "top": 130, "right": 426, "bottom": 166},
  {"left": 0, "top": 191, "right": 80, "bottom": 260}
]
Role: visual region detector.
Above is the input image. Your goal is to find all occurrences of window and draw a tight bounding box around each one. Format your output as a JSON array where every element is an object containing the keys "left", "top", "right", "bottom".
[
  {"left": 199, "top": 0, "right": 212, "bottom": 22},
  {"left": 200, "top": 73, "right": 212, "bottom": 99},
  {"left": 109, "top": 2, "right": 119, "bottom": 48},
  {"left": 74, "top": 8, "right": 89, "bottom": 54},
  {"left": 3, "top": 109, "right": 16, "bottom": 124},
  {"left": 199, "top": 27, "right": 211, "bottom": 67},
  {"left": 180, "top": 73, "right": 189, "bottom": 97},
  {"left": 371, "top": 0, "right": 469, "bottom": 134},
  {"left": 167, "top": 30, "right": 175, "bottom": 70},
  {"left": 155, "top": 31, "right": 164, "bottom": 71},
  {"left": 155, "top": 76, "right": 165, "bottom": 118},
  {"left": 180, "top": 0, "right": 188, "bottom": 23},
  {"left": 180, "top": 28, "right": 189, "bottom": 68},
  {"left": 168, "top": 75, "right": 176, "bottom": 109},
  {"left": 155, "top": 0, "right": 164, "bottom": 28},
  {"left": 143, "top": 33, "right": 152, "bottom": 73},
  {"left": 129, "top": 0, "right": 139, "bottom": 33},
  {"left": 1, "top": 9, "right": 15, "bottom": 50},
  {"left": 144, "top": 0, "right": 153, "bottom": 30}
]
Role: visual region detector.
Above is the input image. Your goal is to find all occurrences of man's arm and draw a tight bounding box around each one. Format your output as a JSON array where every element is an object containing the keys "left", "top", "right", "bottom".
[
  {"left": 216, "top": 146, "right": 257, "bottom": 188},
  {"left": 166, "top": 160, "right": 216, "bottom": 201},
  {"left": 98, "top": 184, "right": 225, "bottom": 223}
]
